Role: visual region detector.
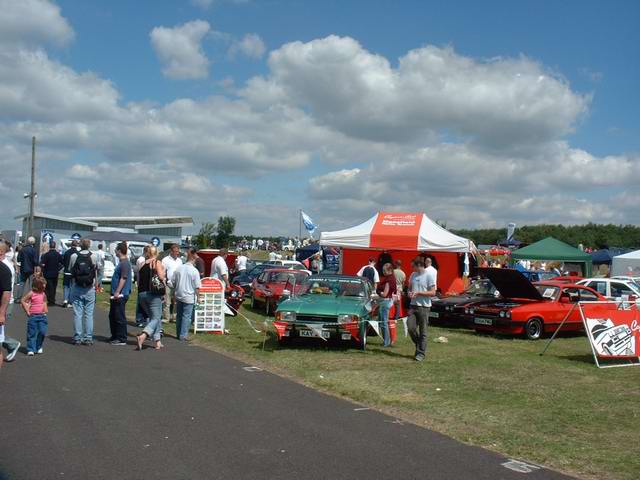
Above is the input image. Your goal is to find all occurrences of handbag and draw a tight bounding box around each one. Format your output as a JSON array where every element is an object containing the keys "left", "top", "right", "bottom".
[{"left": 148, "top": 259, "right": 166, "bottom": 296}]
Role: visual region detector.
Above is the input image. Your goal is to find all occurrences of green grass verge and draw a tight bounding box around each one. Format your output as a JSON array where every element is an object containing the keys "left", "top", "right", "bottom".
[{"left": 96, "top": 287, "right": 640, "bottom": 480}]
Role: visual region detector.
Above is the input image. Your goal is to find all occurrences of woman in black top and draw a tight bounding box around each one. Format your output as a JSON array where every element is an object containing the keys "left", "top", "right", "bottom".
[{"left": 136, "top": 246, "right": 166, "bottom": 350}]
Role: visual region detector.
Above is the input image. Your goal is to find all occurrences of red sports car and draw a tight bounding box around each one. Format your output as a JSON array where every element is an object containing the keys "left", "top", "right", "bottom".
[
  {"left": 470, "top": 268, "right": 605, "bottom": 339},
  {"left": 250, "top": 269, "right": 310, "bottom": 315}
]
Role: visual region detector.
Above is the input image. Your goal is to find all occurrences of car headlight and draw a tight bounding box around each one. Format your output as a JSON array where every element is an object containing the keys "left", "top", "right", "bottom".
[
  {"left": 506, "top": 311, "right": 511, "bottom": 318},
  {"left": 230, "top": 290, "right": 238, "bottom": 298},
  {"left": 276, "top": 311, "right": 296, "bottom": 322},
  {"left": 468, "top": 308, "right": 475, "bottom": 315},
  {"left": 499, "top": 311, "right": 505, "bottom": 318},
  {"left": 338, "top": 314, "right": 358, "bottom": 324},
  {"left": 464, "top": 308, "right": 469, "bottom": 314}
]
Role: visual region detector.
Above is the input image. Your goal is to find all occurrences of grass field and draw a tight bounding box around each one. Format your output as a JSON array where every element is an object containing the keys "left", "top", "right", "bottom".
[{"left": 97, "top": 285, "right": 640, "bottom": 480}]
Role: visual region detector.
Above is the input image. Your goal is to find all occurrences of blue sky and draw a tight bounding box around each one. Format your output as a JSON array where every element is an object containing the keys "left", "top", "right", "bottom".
[{"left": 1, "top": 0, "right": 639, "bottom": 234}]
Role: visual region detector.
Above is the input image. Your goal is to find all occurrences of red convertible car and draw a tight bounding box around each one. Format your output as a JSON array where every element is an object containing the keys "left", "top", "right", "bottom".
[
  {"left": 250, "top": 269, "right": 310, "bottom": 315},
  {"left": 470, "top": 268, "right": 605, "bottom": 339}
]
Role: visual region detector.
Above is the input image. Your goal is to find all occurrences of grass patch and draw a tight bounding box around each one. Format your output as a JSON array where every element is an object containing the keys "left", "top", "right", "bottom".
[{"left": 97, "top": 287, "right": 640, "bottom": 480}]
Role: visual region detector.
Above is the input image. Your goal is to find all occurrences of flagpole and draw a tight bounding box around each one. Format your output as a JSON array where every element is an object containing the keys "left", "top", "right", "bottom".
[{"left": 299, "top": 209, "right": 302, "bottom": 242}]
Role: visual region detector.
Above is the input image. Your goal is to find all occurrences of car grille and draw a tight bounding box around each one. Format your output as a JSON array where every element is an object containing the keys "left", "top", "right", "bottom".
[{"left": 296, "top": 314, "right": 338, "bottom": 323}]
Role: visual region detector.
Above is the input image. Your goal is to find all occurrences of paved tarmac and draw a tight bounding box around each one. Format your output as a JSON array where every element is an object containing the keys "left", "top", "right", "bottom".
[{"left": 0, "top": 300, "right": 573, "bottom": 480}]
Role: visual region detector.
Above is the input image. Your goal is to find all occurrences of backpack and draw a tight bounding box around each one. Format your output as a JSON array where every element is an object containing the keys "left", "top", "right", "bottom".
[
  {"left": 362, "top": 266, "right": 376, "bottom": 284},
  {"left": 72, "top": 251, "right": 95, "bottom": 287}
]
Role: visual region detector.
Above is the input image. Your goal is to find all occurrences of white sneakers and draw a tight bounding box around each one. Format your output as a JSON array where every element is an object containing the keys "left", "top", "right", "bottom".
[
  {"left": 27, "top": 351, "right": 35, "bottom": 356},
  {"left": 5, "top": 342, "right": 20, "bottom": 361},
  {"left": 37, "top": 348, "right": 43, "bottom": 354}
]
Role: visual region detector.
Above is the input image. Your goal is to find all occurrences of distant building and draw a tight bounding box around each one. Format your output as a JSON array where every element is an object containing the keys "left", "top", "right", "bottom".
[{"left": 14, "top": 212, "right": 193, "bottom": 251}]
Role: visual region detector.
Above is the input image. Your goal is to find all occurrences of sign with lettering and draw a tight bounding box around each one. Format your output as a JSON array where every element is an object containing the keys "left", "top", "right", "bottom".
[
  {"left": 150, "top": 237, "right": 161, "bottom": 247},
  {"left": 194, "top": 277, "right": 225, "bottom": 334},
  {"left": 71, "top": 233, "right": 81, "bottom": 240},
  {"left": 579, "top": 302, "right": 640, "bottom": 367}
]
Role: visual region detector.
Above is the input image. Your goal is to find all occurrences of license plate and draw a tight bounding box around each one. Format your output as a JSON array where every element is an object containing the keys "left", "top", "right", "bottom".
[
  {"left": 299, "top": 329, "right": 330, "bottom": 338},
  {"left": 429, "top": 311, "right": 440, "bottom": 318},
  {"left": 474, "top": 317, "right": 493, "bottom": 326}
]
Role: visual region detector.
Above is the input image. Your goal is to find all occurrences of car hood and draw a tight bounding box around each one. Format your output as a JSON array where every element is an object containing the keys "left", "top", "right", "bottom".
[
  {"left": 477, "top": 268, "right": 543, "bottom": 301},
  {"left": 434, "top": 294, "right": 496, "bottom": 307},
  {"left": 277, "top": 294, "right": 366, "bottom": 317}
]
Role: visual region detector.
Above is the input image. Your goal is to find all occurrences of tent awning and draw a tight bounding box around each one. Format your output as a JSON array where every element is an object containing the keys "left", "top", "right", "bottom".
[
  {"left": 320, "top": 212, "right": 474, "bottom": 253},
  {"left": 511, "top": 237, "right": 592, "bottom": 262}
]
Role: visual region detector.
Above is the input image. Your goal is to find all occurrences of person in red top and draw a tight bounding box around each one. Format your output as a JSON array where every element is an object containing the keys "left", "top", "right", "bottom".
[
  {"left": 21, "top": 276, "right": 48, "bottom": 356},
  {"left": 376, "top": 263, "right": 397, "bottom": 347}
]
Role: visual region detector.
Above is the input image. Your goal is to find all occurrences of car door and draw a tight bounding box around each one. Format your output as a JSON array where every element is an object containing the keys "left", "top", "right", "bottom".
[
  {"left": 583, "top": 280, "right": 608, "bottom": 298},
  {"left": 254, "top": 272, "right": 268, "bottom": 302}
]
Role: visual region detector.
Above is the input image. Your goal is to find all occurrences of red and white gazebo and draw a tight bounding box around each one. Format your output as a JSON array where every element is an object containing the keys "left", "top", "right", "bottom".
[{"left": 320, "top": 212, "right": 475, "bottom": 294}]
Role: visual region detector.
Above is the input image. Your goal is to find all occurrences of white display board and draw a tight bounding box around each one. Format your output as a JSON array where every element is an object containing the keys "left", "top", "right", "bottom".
[{"left": 193, "top": 277, "right": 225, "bottom": 334}]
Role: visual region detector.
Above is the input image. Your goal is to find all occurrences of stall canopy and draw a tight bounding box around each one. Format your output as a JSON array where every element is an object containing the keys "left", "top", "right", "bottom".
[
  {"left": 511, "top": 236, "right": 592, "bottom": 276},
  {"left": 611, "top": 250, "right": 640, "bottom": 276},
  {"left": 320, "top": 212, "right": 474, "bottom": 252},
  {"left": 591, "top": 248, "right": 630, "bottom": 265}
]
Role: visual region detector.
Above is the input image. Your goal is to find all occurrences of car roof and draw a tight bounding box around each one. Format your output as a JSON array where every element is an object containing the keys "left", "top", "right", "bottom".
[{"left": 263, "top": 268, "right": 309, "bottom": 274}]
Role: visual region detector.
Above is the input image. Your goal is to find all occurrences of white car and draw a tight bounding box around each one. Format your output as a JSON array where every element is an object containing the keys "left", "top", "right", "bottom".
[
  {"left": 264, "top": 260, "right": 311, "bottom": 273},
  {"left": 577, "top": 278, "right": 640, "bottom": 300},
  {"left": 93, "top": 251, "right": 116, "bottom": 284}
]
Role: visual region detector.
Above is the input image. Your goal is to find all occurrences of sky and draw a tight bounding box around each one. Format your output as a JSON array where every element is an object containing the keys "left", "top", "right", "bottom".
[{"left": 0, "top": 0, "right": 638, "bottom": 236}]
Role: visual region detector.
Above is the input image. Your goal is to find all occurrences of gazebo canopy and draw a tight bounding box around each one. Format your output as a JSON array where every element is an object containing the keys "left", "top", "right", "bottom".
[
  {"left": 511, "top": 237, "right": 592, "bottom": 275},
  {"left": 320, "top": 212, "right": 474, "bottom": 253},
  {"left": 611, "top": 249, "right": 640, "bottom": 276}
]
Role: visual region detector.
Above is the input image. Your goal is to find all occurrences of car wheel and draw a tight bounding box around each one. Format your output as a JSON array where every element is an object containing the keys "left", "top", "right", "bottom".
[{"left": 524, "top": 317, "right": 544, "bottom": 340}]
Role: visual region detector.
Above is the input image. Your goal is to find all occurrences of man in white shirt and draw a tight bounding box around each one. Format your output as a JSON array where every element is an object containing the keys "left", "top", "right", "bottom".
[
  {"left": 425, "top": 257, "right": 438, "bottom": 286},
  {"left": 408, "top": 258, "right": 437, "bottom": 362},
  {"left": 172, "top": 248, "right": 201, "bottom": 341},
  {"left": 268, "top": 250, "right": 277, "bottom": 262},
  {"left": 211, "top": 250, "right": 229, "bottom": 288},
  {"left": 95, "top": 244, "right": 106, "bottom": 293},
  {"left": 357, "top": 258, "right": 380, "bottom": 290},
  {"left": 235, "top": 253, "right": 248, "bottom": 273},
  {"left": 161, "top": 244, "right": 183, "bottom": 322}
]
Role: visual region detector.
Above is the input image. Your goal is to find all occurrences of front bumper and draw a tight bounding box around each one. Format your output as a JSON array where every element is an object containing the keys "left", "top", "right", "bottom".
[{"left": 273, "top": 321, "right": 358, "bottom": 341}]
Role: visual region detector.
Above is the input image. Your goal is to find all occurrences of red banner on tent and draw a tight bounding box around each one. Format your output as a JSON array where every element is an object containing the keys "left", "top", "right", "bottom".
[
  {"left": 581, "top": 304, "right": 640, "bottom": 358},
  {"left": 370, "top": 212, "right": 423, "bottom": 250}
]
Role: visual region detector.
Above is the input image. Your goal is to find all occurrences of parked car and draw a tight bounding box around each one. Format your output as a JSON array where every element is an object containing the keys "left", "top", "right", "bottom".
[
  {"left": 232, "top": 263, "right": 280, "bottom": 295},
  {"left": 577, "top": 278, "right": 640, "bottom": 300},
  {"left": 274, "top": 275, "right": 374, "bottom": 348},
  {"left": 264, "top": 259, "right": 310, "bottom": 272},
  {"left": 470, "top": 268, "right": 605, "bottom": 340},
  {"left": 430, "top": 278, "right": 499, "bottom": 326},
  {"left": 225, "top": 283, "right": 246, "bottom": 315},
  {"left": 250, "top": 269, "right": 311, "bottom": 315},
  {"left": 93, "top": 251, "right": 115, "bottom": 284}
]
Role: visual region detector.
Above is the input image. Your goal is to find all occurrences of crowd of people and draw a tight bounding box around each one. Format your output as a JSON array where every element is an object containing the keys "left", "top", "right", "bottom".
[
  {"left": 0, "top": 237, "right": 235, "bottom": 369},
  {"left": 357, "top": 256, "right": 438, "bottom": 362}
]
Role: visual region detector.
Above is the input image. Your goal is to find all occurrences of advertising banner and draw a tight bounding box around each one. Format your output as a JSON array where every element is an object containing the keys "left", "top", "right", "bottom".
[
  {"left": 194, "top": 277, "right": 225, "bottom": 334},
  {"left": 578, "top": 302, "right": 640, "bottom": 367}
]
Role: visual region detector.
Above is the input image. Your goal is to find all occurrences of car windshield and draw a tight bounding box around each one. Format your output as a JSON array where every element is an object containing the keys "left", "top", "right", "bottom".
[
  {"left": 535, "top": 285, "right": 560, "bottom": 300},
  {"left": 267, "top": 271, "right": 308, "bottom": 284},
  {"left": 299, "top": 277, "right": 367, "bottom": 297},
  {"left": 464, "top": 279, "right": 495, "bottom": 296}
]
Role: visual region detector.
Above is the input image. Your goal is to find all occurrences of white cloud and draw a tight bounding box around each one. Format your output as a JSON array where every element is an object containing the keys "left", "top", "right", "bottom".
[
  {"left": 229, "top": 33, "right": 266, "bottom": 59},
  {"left": 150, "top": 20, "right": 211, "bottom": 80},
  {"left": 258, "top": 36, "right": 589, "bottom": 147},
  {"left": 0, "top": 0, "right": 74, "bottom": 47}
]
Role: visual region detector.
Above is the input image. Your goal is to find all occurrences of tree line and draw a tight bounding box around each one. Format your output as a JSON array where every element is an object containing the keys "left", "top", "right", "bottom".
[{"left": 451, "top": 223, "right": 640, "bottom": 249}]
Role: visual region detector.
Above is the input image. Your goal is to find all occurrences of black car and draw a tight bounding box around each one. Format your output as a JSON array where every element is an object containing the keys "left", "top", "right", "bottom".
[
  {"left": 232, "top": 263, "right": 278, "bottom": 296},
  {"left": 429, "top": 278, "right": 499, "bottom": 327}
]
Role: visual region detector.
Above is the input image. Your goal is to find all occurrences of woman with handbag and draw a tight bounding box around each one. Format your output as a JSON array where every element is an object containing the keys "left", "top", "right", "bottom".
[
  {"left": 136, "top": 246, "right": 167, "bottom": 350},
  {"left": 376, "top": 263, "right": 397, "bottom": 347}
]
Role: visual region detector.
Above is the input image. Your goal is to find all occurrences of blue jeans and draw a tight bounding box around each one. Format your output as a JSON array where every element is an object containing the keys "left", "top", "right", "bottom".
[
  {"left": 26, "top": 314, "right": 48, "bottom": 353},
  {"left": 2, "top": 303, "right": 20, "bottom": 352},
  {"left": 71, "top": 285, "right": 95, "bottom": 342},
  {"left": 63, "top": 275, "right": 72, "bottom": 303},
  {"left": 138, "top": 292, "right": 163, "bottom": 341},
  {"left": 135, "top": 293, "right": 148, "bottom": 326},
  {"left": 378, "top": 299, "right": 392, "bottom": 346},
  {"left": 176, "top": 301, "right": 194, "bottom": 340}
]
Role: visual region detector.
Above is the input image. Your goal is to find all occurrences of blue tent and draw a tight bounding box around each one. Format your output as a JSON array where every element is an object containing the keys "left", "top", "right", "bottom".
[{"left": 591, "top": 248, "right": 631, "bottom": 265}]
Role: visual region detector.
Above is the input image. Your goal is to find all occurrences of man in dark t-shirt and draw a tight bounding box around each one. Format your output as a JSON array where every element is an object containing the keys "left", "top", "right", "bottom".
[{"left": 0, "top": 259, "right": 13, "bottom": 370}]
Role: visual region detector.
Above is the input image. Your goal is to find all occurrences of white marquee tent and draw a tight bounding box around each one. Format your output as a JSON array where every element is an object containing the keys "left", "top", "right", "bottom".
[{"left": 611, "top": 249, "right": 640, "bottom": 276}]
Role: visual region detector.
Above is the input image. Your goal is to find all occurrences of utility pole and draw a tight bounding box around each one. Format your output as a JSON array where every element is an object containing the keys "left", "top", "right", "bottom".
[{"left": 28, "top": 136, "right": 36, "bottom": 237}]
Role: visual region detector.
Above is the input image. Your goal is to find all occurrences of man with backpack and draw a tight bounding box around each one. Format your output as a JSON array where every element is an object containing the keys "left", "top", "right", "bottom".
[
  {"left": 62, "top": 240, "right": 79, "bottom": 308},
  {"left": 357, "top": 257, "right": 380, "bottom": 290},
  {"left": 69, "top": 238, "right": 98, "bottom": 345}
]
